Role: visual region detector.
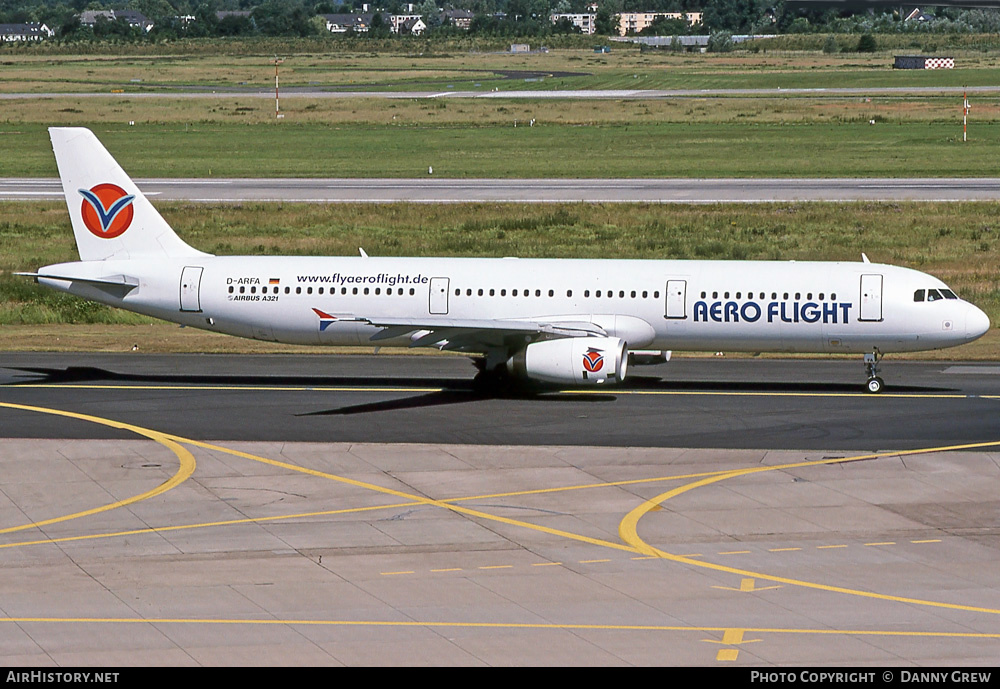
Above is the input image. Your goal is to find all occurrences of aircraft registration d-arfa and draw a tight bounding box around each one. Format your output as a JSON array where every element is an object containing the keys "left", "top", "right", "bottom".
[{"left": 24, "top": 127, "right": 991, "bottom": 393}]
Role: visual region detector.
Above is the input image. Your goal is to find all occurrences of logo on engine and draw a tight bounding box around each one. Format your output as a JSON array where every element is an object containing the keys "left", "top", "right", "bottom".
[
  {"left": 582, "top": 349, "right": 605, "bottom": 373},
  {"left": 79, "top": 184, "right": 135, "bottom": 239}
]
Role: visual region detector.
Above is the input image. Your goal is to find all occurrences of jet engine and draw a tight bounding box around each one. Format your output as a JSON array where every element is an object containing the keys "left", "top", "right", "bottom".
[{"left": 506, "top": 337, "right": 628, "bottom": 385}]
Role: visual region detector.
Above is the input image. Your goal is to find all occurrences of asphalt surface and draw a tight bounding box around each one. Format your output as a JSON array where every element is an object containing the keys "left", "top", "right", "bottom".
[
  {"left": 5, "top": 177, "right": 1000, "bottom": 203},
  {"left": 3, "top": 354, "right": 1000, "bottom": 449}
]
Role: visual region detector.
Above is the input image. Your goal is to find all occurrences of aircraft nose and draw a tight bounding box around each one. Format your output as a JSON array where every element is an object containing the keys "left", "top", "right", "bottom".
[{"left": 967, "top": 303, "right": 991, "bottom": 340}]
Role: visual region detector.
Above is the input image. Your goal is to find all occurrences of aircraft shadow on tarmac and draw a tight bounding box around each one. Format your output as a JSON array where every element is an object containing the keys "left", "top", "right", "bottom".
[{"left": 4, "top": 365, "right": 959, "bottom": 416}]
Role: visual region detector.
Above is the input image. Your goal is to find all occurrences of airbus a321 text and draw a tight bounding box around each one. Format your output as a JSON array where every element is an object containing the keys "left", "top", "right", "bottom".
[{"left": 21, "top": 127, "right": 991, "bottom": 393}]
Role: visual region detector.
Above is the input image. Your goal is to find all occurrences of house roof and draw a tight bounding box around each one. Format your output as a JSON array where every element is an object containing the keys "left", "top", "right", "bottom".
[{"left": 0, "top": 22, "right": 51, "bottom": 37}]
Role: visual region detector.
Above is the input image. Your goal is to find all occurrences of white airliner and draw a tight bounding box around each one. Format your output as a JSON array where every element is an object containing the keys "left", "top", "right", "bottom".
[{"left": 22, "top": 127, "right": 991, "bottom": 393}]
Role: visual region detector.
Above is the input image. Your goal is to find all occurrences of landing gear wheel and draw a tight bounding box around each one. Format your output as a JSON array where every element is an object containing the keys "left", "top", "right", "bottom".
[{"left": 863, "top": 350, "right": 884, "bottom": 394}]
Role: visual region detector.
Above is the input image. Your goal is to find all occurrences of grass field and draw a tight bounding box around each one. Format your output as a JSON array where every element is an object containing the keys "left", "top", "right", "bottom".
[
  {"left": 3, "top": 47, "right": 1000, "bottom": 178},
  {"left": 3, "top": 117, "right": 1000, "bottom": 178},
  {"left": 3, "top": 47, "right": 1000, "bottom": 93}
]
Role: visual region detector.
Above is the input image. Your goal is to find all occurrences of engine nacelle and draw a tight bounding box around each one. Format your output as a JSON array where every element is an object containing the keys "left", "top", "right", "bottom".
[{"left": 507, "top": 337, "right": 628, "bottom": 385}]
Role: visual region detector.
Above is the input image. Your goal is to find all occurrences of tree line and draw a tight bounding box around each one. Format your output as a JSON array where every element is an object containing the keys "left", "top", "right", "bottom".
[{"left": 2, "top": 0, "right": 1000, "bottom": 41}]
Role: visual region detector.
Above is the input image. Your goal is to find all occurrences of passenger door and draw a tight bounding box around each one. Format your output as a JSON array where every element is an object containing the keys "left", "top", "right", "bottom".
[
  {"left": 664, "top": 279, "right": 687, "bottom": 319},
  {"left": 179, "top": 266, "right": 203, "bottom": 313},
  {"left": 429, "top": 277, "right": 450, "bottom": 315},
  {"left": 859, "top": 274, "right": 883, "bottom": 322}
]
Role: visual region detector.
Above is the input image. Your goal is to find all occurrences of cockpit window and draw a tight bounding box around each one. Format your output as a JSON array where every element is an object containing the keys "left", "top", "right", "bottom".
[{"left": 916, "top": 288, "right": 959, "bottom": 303}]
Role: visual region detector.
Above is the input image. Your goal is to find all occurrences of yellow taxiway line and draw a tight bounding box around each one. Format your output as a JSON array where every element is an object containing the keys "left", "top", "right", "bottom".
[
  {"left": 618, "top": 439, "right": 1000, "bottom": 616},
  {"left": 0, "top": 402, "right": 196, "bottom": 535}
]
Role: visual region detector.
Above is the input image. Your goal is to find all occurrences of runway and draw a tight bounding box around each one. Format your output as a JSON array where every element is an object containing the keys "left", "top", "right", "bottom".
[
  {"left": 2, "top": 354, "right": 1000, "bottom": 665},
  {"left": 5, "top": 85, "right": 1000, "bottom": 100},
  {"left": 4, "top": 177, "right": 1000, "bottom": 203}
]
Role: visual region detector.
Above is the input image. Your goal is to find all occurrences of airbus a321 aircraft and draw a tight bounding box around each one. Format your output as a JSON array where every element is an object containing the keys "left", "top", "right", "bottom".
[{"left": 22, "top": 127, "right": 991, "bottom": 393}]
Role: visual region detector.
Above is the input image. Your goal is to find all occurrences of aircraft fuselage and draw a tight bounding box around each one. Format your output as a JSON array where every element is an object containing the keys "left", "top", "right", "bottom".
[{"left": 38, "top": 255, "right": 989, "bottom": 355}]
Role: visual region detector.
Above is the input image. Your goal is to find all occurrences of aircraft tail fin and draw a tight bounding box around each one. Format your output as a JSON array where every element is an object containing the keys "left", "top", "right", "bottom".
[{"left": 49, "top": 127, "right": 210, "bottom": 262}]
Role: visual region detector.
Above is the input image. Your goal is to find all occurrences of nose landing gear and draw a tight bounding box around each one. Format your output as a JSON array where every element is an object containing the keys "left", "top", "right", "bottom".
[{"left": 864, "top": 350, "right": 884, "bottom": 394}]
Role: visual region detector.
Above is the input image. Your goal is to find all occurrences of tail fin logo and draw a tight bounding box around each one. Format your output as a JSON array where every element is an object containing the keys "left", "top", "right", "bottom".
[{"left": 79, "top": 184, "right": 135, "bottom": 239}]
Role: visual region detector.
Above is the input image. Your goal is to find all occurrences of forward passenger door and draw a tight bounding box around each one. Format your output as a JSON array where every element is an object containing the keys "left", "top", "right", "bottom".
[{"left": 664, "top": 279, "right": 687, "bottom": 319}]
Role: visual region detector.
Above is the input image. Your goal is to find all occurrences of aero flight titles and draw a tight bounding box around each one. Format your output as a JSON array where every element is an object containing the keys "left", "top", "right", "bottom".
[{"left": 694, "top": 298, "right": 853, "bottom": 324}]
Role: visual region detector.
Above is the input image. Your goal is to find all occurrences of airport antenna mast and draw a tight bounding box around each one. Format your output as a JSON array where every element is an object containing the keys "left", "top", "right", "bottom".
[
  {"left": 274, "top": 56, "right": 285, "bottom": 119},
  {"left": 963, "top": 90, "right": 969, "bottom": 142}
]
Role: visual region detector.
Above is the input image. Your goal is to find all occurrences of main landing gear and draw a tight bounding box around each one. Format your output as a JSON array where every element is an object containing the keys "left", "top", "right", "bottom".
[{"left": 864, "top": 350, "right": 884, "bottom": 394}]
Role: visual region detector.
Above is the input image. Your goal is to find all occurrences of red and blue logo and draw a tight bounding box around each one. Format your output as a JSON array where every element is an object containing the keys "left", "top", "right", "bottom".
[
  {"left": 78, "top": 184, "right": 135, "bottom": 239},
  {"left": 313, "top": 308, "right": 337, "bottom": 331},
  {"left": 582, "top": 349, "right": 605, "bottom": 373}
]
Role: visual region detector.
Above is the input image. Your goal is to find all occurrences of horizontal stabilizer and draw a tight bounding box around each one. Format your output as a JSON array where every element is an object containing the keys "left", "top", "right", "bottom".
[{"left": 16, "top": 272, "right": 139, "bottom": 297}]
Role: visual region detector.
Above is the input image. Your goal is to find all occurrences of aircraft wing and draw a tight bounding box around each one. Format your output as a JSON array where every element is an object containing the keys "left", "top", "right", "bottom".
[{"left": 360, "top": 316, "right": 608, "bottom": 351}]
